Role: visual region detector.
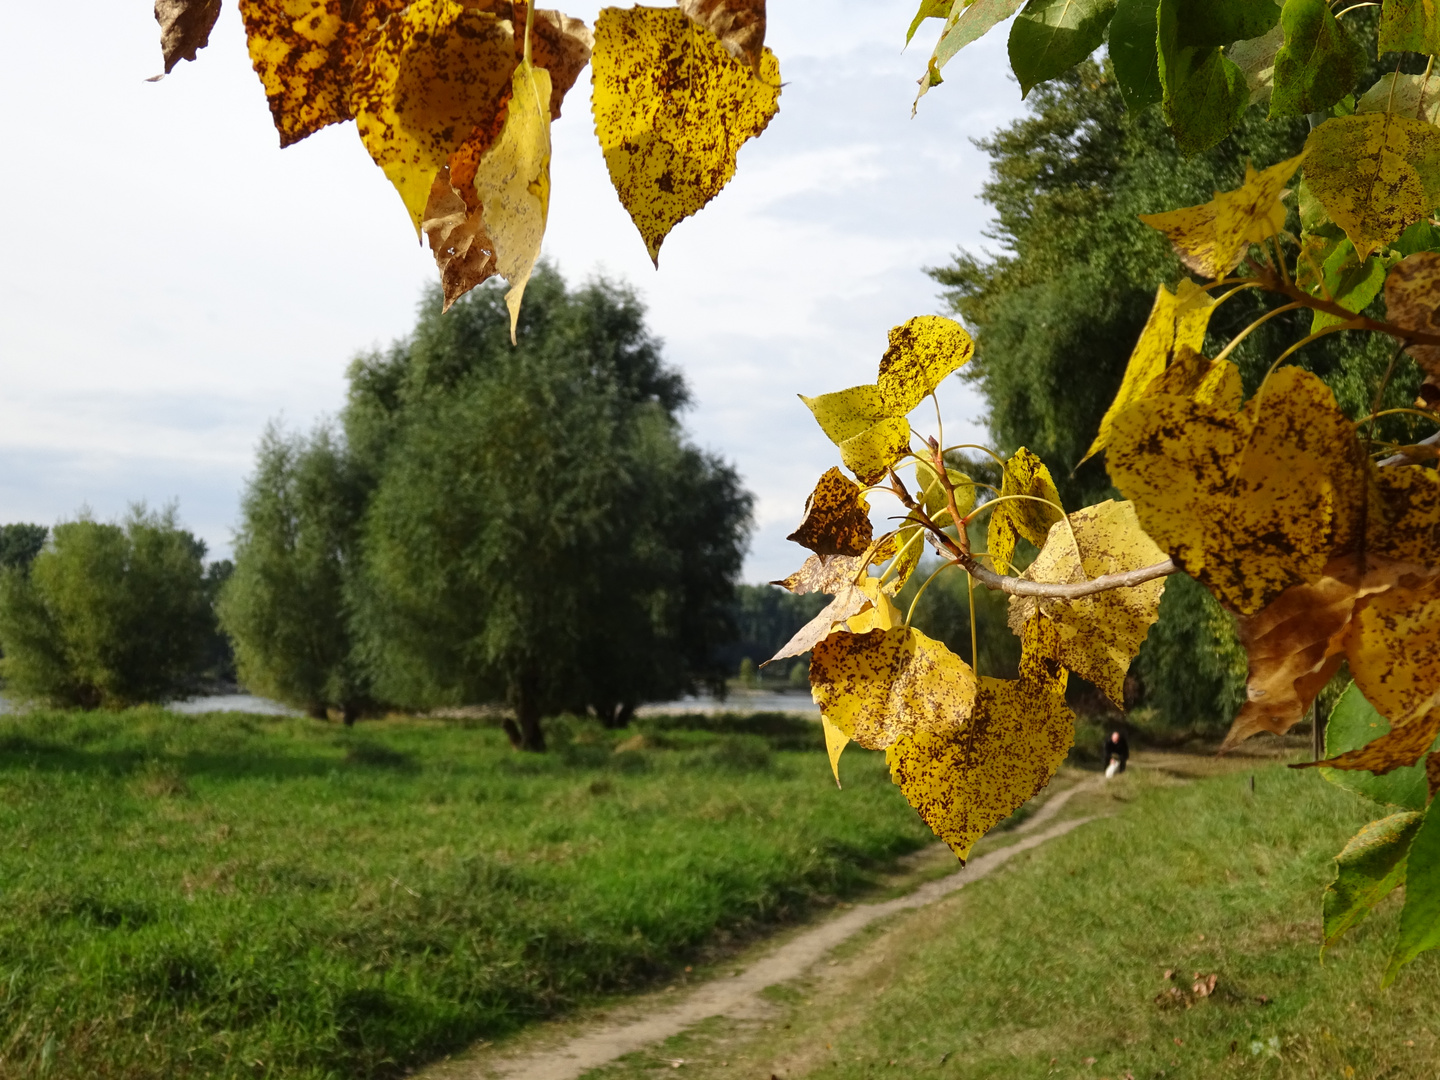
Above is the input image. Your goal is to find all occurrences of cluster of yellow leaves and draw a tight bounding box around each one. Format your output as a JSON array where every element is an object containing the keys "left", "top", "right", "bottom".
[
  {"left": 157, "top": 0, "right": 780, "bottom": 324},
  {"left": 775, "top": 317, "right": 1171, "bottom": 860}
]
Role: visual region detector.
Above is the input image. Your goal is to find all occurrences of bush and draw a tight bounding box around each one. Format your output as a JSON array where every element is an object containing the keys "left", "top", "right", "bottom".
[{"left": 0, "top": 507, "right": 216, "bottom": 708}]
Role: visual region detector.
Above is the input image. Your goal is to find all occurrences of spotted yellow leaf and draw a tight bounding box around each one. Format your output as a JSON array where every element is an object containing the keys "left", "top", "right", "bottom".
[
  {"left": 821, "top": 714, "right": 849, "bottom": 787},
  {"left": 1304, "top": 113, "right": 1440, "bottom": 259},
  {"left": 591, "top": 6, "right": 781, "bottom": 265},
  {"left": 473, "top": 58, "right": 553, "bottom": 341},
  {"left": 1384, "top": 252, "right": 1440, "bottom": 404},
  {"left": 885, "top": 671, "right": 1073, "bottom": 861},
  {"left": 876, "top": 316, "right": 975, "bottom": 415},
  {"left": 1007, "top": 500, "right": 1168, "bottom": 708},
  {"left": 1139, "top": 155, "right": 1304, "bottom": 278},
  {"left": 809, "top": 625, "right": 978, "bottom": 751},
  {"left": 800, "top": 387, "right": 912, "bottom": 484},
  {"left": 987, "top": 448, "right": 1063, "bottom": 576},
  {"left": 786, "top": 468, "right": 874, "bottom": 557},
  {"left": 350, "top": 0, "right": 516, "bottom": 233},
  {"left": 1081, "top": 280, "right": 1217, "bottom": 465},
  {"left": 1144, "top": 346, "right": 1243, "bottom": 411},
  {"left": 770, "top": 553, "right": 866, "bottom": 595}
]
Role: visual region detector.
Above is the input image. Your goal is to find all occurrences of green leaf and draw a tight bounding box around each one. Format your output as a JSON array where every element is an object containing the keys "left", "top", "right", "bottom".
[
  {"left": 1109, "top": 0, "right": 1163, "bottom": 111},
  {"left": 907, "top": 0, "right": 956, "bottom": 45},
  {"left": 924, "top": 0, "right": 1027, "bottom": 90},
  {"left": 1008, "top": 0, "right": 1118, "bottom": 97},
  {"left": 1322, "top": 682, "right": 1435, "bottom": 811},
  {"left": 1323, "top": 810, "right": 1423, "bottom": 952},
  {"left": 1270, "top": 0, "right": 1366, "bottom": 119},
  {"left": 1394, "top": 218, "right": 1440, "bottom": 257},
  {"left": 1178, "top": 0, "right": 1279, "bottom": 48},
  {"left": 1157, "top": 0, "right": 1251, "bottom": 155},
  {"left": 1379, "top": 0, "right": 1440, "bottom": 57},
  {"left": 1309, "top": 238, "right": 1391, "bottom": 331},
  {"left": 1386, "top": 801, "right": 1440, "bottom": 984}
]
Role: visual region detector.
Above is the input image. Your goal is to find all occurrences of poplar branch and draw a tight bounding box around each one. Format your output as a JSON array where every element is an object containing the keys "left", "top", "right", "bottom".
[{"left": 954, "top": 553, "right": 1179, "bottom": 598}]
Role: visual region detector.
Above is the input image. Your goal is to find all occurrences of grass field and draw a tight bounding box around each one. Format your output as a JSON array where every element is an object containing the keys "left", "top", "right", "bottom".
[
  {"left": 0, "top": 708, "right": 933, "bottom": 1079},
  {"left": 603, "top": 756, "right": 1440, "bottom": 1079}
]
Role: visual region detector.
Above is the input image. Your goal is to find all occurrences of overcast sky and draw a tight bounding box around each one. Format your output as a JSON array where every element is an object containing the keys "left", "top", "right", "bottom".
[{"left": 0, "top": 1, "right": 1029, "bottom": 583}]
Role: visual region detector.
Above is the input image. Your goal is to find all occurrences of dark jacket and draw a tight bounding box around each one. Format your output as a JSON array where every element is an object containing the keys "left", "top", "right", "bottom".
[{"left": 1102, "top": 734, "right": 1129, "bottom": 766}]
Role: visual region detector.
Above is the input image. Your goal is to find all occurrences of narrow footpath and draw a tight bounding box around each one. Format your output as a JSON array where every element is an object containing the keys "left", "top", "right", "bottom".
[{"left": 427, "top": 777, "right": 1105, "bottom": 1080}]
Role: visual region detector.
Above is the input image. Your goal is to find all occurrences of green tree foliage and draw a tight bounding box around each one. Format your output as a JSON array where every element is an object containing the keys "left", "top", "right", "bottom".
[
  {"left": 219, "top": 424, "right": 368, "bottom": 722},
  {"left": 342, "top": 266, "right": 750, "bottom": 748},
  {"left": 0, "top": 524, "right": 47, "bottom": 573},
  {"left": 0, "top": 507, "right": 215, "bottom": 708},
  {"left": 927, "top": 55, "right": 1418, "bottom": 732}
]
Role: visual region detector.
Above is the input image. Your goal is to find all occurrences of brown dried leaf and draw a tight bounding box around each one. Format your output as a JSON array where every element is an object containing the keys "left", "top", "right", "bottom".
[
  {"left": 770, "top": 553, "right": 865, "bottom": 595},
  {"left": 421, "top": 169, "right": 499, "bottom": 310},
  {"left": 786, "top": 467, "right": 874, "bottom": 557},
  {"left": 155, "top": 0, "right": 222, "bottom": 75},
  {"left": 678, "top": 0, "right": 766, "bottom": 73},
  {"left": 764, "top": 583, "right": 869, "bottom": 665}
]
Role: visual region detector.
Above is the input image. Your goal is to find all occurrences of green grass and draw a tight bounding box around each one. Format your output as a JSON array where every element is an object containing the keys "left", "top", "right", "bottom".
[
  {"left": 766, "top": 764, "right": 1440, "bottom": 1080},
  {"left": 0, "top": 708, "right": 932, "bottom": 1079}
]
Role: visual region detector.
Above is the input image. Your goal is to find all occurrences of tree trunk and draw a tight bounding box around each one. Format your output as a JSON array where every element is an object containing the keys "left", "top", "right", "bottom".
[
  {"left": 307, "top": 702, "right": 328, "bottom": 721},
  {"left": 507, "top": 675, "right": 546, "bottom": 751},
  {"left": 341, "top": 701, "right": 360, "bottom": 727}
]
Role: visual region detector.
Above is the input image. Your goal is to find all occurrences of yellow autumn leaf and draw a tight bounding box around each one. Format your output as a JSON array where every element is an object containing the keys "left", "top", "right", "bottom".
[
  {"left": 1145, "top": 346, "right": 1244, "bottom": 411},
  {"left": 882, "top": 514, "right": 927, "bottom": 597},
  {"left": 986, "top": 448, "right": 1063, "bottom": 576},
  {"left": 1304, "top": 113, "right": 1440, "bottom": 258},
  {"left": 1384, "top": 252, "right": 1440, "bottom": 400},
  {"left": 876, "top": 316, "right": 975, "bottom": 415},
  {"left": 1347, "top": 575, "right": 1440, "bottom": 732},
  {"left": 770, "top": 553, "right": 866, "bottom": 595},
  {"left": 800, "top": 387, "right": 913, "bottom": 484},
  {"left": 1006, "top": 500, "right": 1168, "bottom": 708},
  {"left": 1372, "top": 465, "right": 1440, "bottom": 565},
  {"left": 1138, "top": 155, "right": 1304, "bottom": 278},
  {"left": 842, "top": 577, "right": 904, "bottom": 635},
  {"left": 472, "top": 58, "right": 553, "bottom": 341},
  {"left": 885, "top": 672, "right": 1073, "bottom": 861},
  {"left": 786, "top": 468, "right": 874, "bottom": 557},
  {"left": 809, "top": 625, "right": 978, "bottom": 751},
  {"left": 678, "top": 0, "right": 766, "bottom": 73},
  {"left": 821, "top": 714, "right": 849, "bottom": 787},
  {"left": 350, "top": 0, "right": 516, "bottom": 233},
  {"left": 239, "top": 0, "right": 402, "bottom": 147},
  {"left": 1108, "top": 367, "right": 1370, "bottom": 615},
  {"left": 591, "top": 6, "right": 781, "bottom": 265},
  {"left": 1080, "top": 280, "right": 1217, "bottom": 465}
]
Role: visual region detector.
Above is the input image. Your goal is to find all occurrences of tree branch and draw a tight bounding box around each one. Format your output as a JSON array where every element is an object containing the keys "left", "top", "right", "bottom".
[
  {"left": 1378, "top": 429, "right": 1440, "bottom": 467},
  {"left": 954, "top": 553, "right": 1179, "bottom": 598}
]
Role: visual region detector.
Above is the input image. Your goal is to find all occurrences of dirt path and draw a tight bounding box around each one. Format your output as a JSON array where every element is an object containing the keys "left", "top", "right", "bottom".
[{"left": 436, "top": 778, "right": 1103, "bottom": 1080}]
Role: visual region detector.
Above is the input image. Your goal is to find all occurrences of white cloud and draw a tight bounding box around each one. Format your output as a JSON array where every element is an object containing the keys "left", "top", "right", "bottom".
[{"left": 0, "top": 0, "right": 1027, "bottom": 581}]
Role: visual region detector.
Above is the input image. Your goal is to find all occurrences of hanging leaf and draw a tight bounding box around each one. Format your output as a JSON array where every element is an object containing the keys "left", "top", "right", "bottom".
[
  {"left": 1006, "top": 500, "right": 1168, "bottom": 708},
  {"left": 350, "top": 0, "right": 517, "bottom": 232},
  {"left": 1156, "top": 0, "right": 1251, "bottom": 156},
  {"left": 821, "top": 714, "right": 849, "bottom": 787},
  {"left": 1297, "top": 234, "right": 1391, "bottom": 332},
  {"left": 1109, "top": 0, "right": 1162, "bottom": 111},
  {"left": 1008, "top": 0, "right": 1118, "bottom": 98},
  {"left": 591, "top": 6, "right": 781, "bottom": 265},
  {"left": 786, "top": 468, "right": 875, "bottom": 557},
  {"left": 1383, "top": 252, "right": 1440, "bottom": 390},
  {"left": 1322, "top": 684, "right": 1436, "bottom": 811},
  {"left": 678, "top": 0, "right": 765, "bottom": 73},
  {"left": 876, "top": 316, "right": 975, "bottom": 415},
  {"left": 811, "top": 625, "right": 979, "bottom": 750},
  {"left": 1081, "top": 279, "right": 1216, "bottom": 465},
  {"left": 765, "top": 582, "right": 872, "bottom": 665},
  {"left": 1139, "top": 155, "right": 1304, "bottom": 278},
  {"left": 906, "top": 0, "right": 955, "bottom": 44},
  {"left": 1379, "top": 0, "right": 1440, "bottom": 57},
  {"left": 771, "top": 553, "right": 866, "bottom": 595},
  {"left": 1323, "top": 810, "right": 1424, "bottom": 952},
  {"left": 916, "top": 0, "right": 1026, "bottom": 108},
  {"left": 421, "top": 168, "right": 499, "bottom": 311},
  {"left": 1304, "top": 113, "right": 1440, "bottom": 259},
  {"left": 155, "top": 0, "right": 222, "bottom": 75},
  {"left": 987, "top": 449, "right": 1063, "bottom": 576},
  {"left": 1357, "top": 72, "right": 1440, "bottom": 126},
  {"left": 1385, "top": 801, "right": 1440, "bottom": 984},
  {"left": 1270, "top": 0, "right": 1366, "bottom": 119},
  {"left": 1225, "top": 23, "right": 1284, "bottom": 110},
  {"left": 1177, "top": 0, "right": 1280, "bottom": 45}
]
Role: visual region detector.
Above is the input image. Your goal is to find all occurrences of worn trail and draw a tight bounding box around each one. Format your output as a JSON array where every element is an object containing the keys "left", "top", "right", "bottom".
[{"left": 444, "top": 779, "right": 1101, "bottom": 1080}]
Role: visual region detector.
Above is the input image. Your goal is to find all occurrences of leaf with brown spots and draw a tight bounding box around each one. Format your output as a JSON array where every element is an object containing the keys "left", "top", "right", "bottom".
[
  {"left": 1304, "top": 113, "right": 1440, "bottom": 259},
  {"left": 678, "top": 0, "right": 766, "bottom": 73},
  {"left": 786, "top": 468, "right": 874, "bottom": 558},
  {"left": 876, "top": 316, "right": 975, "bottom": 415},
  {"left": 155, "top": 0, "right": 222, "bottom": 75},
  {"left": 1145, "top": 346, "right": 1243, "bottom": 410},
  {"left": 421, "top": 169, "right": 499, "bottom": 310},
  {"left": 1138, "top": 155, "right": 1304, "bottom": 279},
  {"left": 1007, "top": 500, "right": 1168, "bottom": 708},
  {"left": 884, "top": 650, "right": 1072, "bottom": 861},
  {"left": 763, "top": 583, "right": 870, "bottom": 666},
  {"left": 771, "top": 553, "right": 866, "bottom": 595},
  {"left": 591, "top": 6, "right": 780, "bottom": 265},
  {"left": 1384, "top": 251, "right": 1440, "bottom": 402},
  {"left": 800, "top": 386, "right": 912, "bottom": 485},
  {"left": 1081, "top": 280, "right": 1218, "bottom": 465},
  {"left": 811, "top": 625, "right": 978, "bottom": 751},
  {"left": 986, "top": 448, "right": 1063, "bottom": 576}
]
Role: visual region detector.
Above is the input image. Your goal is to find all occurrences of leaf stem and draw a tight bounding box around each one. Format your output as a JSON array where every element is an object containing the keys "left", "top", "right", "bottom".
[
  {"left": 1211, "top": 301, "right": 1307, "bottom": 365},
  {"left": 904, "top": 559, "right": 955, "bottom": 627}
]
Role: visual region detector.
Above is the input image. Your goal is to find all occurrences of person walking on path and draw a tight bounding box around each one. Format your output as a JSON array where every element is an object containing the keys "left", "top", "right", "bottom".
[{"left": 1103, "top": 730, "right": 1129, "bottom": 779}]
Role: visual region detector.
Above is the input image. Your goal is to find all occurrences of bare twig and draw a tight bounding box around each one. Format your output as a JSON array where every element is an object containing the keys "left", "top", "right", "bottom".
[{"left": 954, "top": 554, "right": 1179, "bottom": 599}]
